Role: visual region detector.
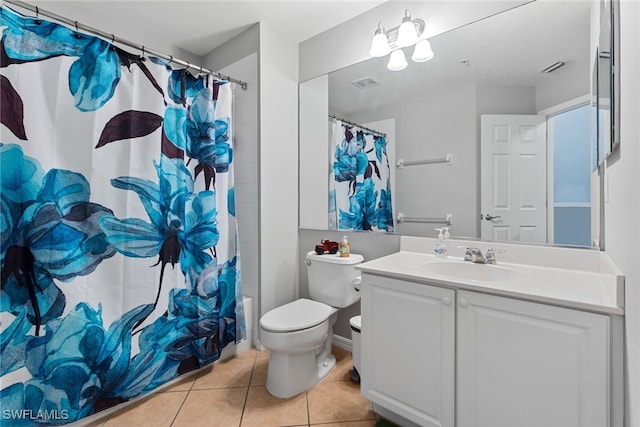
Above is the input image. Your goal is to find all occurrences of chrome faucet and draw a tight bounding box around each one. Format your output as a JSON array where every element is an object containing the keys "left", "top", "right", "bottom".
[
  {"left": 461, "top": 247, "right": 485, "bottom": 263},
  {"left": 457, "top": 245, "right": 500, "bottom": 264}
]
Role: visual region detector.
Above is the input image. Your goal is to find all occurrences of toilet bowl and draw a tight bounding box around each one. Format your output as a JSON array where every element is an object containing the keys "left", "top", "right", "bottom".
[
  {"left": 259, "top": 251, "right": 363, "bottom": 398},
  {"left": 260, "top": 298, "right": 338, "bottom": 398}
]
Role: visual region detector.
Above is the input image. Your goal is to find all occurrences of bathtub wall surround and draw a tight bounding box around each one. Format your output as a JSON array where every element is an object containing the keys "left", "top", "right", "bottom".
[{"left": 357, "top": 235, "right": 624, "bottom": 427}]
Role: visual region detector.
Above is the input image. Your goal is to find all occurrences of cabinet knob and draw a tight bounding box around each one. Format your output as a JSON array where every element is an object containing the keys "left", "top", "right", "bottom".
[
  {"left": 441, "top": 297, "right": 451, "bottom": 306},
  {"left": 459, "top": 299, "right": 469, "bottom": 308}
]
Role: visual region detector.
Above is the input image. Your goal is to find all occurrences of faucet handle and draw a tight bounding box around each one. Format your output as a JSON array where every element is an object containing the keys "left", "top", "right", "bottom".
[
  {"left": 485, "top": 248, "right": 496, "bottom": 264},
  {"left": 455, "top": 245, "right": 473, "bottom": 261},
  {"left": 484, "top": 247, "right": 505, "bottom": 264}
]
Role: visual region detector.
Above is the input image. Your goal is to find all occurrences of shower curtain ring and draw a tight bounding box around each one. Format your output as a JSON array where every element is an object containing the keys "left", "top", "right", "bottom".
[
  {"left": 34, "top": 6, "right": 41, "bottom": 24},
  {"left": 111, "top": 34, "right": 115, "bottom": 44},
  {"left": 74, "top": 21, "right": 80, "bottom": 38}
]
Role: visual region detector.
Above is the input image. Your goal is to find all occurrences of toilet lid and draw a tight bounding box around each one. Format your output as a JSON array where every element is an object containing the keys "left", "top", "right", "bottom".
[{"left": 260, "top": 299, "right": 333, "bottom": 332}]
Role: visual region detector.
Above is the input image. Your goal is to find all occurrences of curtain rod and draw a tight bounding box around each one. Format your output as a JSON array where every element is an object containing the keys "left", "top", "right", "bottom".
[
  {"left": 329, "top": 115, "right": 387, "bottom": 138},
  {"left": 3, "top": 0, "right": 248, "bottom": 90}
]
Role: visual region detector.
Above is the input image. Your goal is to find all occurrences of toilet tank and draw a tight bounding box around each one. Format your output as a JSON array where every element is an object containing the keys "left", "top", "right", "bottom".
[{"left": 306, "top": 251, "right": 364, "bottom": 308}]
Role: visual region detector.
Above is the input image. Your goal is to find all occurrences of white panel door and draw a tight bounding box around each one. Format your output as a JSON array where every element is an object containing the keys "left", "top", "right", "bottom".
[
  {"left": 481, "top": 115, "right": 547, "bottom": 242},
  {"left": 361, "top": 275, "right": 455, "bottom": 427},
  {"left": 457, "top": 290, "right": 609, "bottom": 427}
]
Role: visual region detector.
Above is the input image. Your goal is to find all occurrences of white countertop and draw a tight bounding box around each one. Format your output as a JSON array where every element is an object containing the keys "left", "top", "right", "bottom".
[{"left": 356, "top": 247, "right": 624, "bottom": 315}]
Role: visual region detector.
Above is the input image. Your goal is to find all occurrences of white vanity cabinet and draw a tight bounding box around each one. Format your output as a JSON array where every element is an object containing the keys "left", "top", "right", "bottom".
[
  {"left": 361, "top": 275, "right": 455, "bottom": 427},
  {"left": 456, "top": 290, "right": 609, "bottom": 427},
  {"left": 360, "top": 274, "right": 611, "bottom": 427}
]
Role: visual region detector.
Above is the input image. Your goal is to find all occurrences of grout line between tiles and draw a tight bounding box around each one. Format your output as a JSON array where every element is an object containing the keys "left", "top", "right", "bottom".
[
  {"left": 305, "top": 390, "right": 311, "bottom": 427},
  {"left": 168, "top": 389, "right": 190, "bottom": 427},
  {"left": 238, "top": 351, "right": 258, "bottom": 426}
]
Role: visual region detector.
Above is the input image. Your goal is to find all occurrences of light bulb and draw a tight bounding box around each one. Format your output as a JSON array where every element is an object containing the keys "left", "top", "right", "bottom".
[
  {"left": 387, "top": 49, "right": 408, "bottom": 71},
  {"left": 412, "top": 39, "right": 434, "bottom": 62},
  {"left": 396, "top": 11, "right": 418, "bottom": 48},
  {"left": 369, "top": 30, "right": 390, "bottom": 57}
]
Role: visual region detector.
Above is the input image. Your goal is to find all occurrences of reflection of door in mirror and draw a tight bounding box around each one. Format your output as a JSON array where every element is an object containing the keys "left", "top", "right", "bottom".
[
  {"left": 480, "top": 106, "right": 592, "bottom": 246},
  {"left": 480, "top": 115, "right": 547, "bottom": 243}
]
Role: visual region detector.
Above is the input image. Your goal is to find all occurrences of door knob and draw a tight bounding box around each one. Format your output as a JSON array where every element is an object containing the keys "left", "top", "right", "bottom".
[
  {"left": 459, "top": 299, "right": 469, "bottom": 308},
  {"left": 484, "top": 214, "right": 501, "bottom": 221},
  {"left": 441, "top": 297, "right": 451, "bottom": 306}
]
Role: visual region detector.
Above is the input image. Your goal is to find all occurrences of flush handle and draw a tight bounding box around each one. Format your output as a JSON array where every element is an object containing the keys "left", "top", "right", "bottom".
[
  {"left": 351, "top": 276, "right": 362, "bottom": 292},
  {"left": 305, "top": 259, "right": 311, "bottom": 266}
]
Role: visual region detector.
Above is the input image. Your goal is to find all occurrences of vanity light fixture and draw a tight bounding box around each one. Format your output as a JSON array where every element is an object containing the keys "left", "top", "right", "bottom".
[{"left": 369, "top": 9, "right": 434, "bottom": 71}]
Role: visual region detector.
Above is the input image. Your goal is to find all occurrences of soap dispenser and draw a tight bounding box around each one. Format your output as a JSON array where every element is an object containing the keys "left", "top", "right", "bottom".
[
  {"left": 339, "top": 235, "right": 351, "bottom": 257},
  {"left": 434, "top": 228, "right": 448, "bottom": 256}
]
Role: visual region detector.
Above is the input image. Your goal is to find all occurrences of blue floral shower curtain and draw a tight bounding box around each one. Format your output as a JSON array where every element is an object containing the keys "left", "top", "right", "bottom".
[
  {"left": 329, "top": 120, "right": 393, "bottom": 231},
  {"left": 0, "top": 6, "right": 244, "bottom": 425}
]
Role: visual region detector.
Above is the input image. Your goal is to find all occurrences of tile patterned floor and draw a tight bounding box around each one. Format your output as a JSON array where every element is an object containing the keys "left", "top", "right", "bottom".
[{"left": 84, "top": 346, "right": 380, "bottom": 427}]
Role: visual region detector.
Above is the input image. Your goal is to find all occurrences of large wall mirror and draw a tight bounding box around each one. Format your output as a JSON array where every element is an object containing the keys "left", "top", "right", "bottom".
[{"left": 300, "top": 0, "right": 616, "bottom": 249}]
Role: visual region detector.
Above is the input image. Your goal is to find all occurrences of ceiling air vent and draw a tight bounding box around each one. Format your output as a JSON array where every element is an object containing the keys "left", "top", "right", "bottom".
[
  {"left": 351, "top": 76, "right": 380, "bottom": 89},
  {"left": 540, "top": 61, "right": 567, "bottom": 73}
]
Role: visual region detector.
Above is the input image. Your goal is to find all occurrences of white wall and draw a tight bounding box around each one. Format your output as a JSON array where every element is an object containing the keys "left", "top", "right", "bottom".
[
  {"left": 299, "top": 75, "right": 329, "bottom": 229},
  {"left": 602, "top": 1, "right": 640, "bottom": 424},
  {"left": 205, "top": 21, "right": 300, "bottom": 339},
  {"left": 258, "top": 23, "right": 300, "bottom": 316},
  {"left": 348, "top": 85, "right": 477, "bottom": 237},
  {"left": 536, "top": 64, "right": 591, "bottom": 112}
]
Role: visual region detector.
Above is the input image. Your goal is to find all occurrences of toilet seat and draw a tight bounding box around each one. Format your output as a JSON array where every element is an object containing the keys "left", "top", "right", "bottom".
[{"left": 260, "top": 298, "right": 333, "bottom": 332}]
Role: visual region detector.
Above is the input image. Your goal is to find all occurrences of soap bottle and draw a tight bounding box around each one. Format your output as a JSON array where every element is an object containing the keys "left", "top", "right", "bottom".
[
  {"left": 434, "top": 228, "right": 448, "bottom": 256},
  {"left": 339, "top": 235, "right": 351, "bottom": 257}
]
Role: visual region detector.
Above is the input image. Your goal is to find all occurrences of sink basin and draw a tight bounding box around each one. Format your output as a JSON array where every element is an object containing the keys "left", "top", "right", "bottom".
[{"left": 422, "top": 261, "right": 521, "bottom": 282}]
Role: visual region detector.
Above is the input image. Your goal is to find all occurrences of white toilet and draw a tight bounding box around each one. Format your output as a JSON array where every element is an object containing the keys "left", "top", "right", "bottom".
[{"left": 259, "top": 250, "right": 363, "bottom": 398}]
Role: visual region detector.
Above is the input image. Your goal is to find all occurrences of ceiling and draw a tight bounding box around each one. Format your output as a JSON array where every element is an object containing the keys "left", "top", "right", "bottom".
[
  {"left": 22, "top": 0, "right": 387, "bottom": 56},
  {"left": 329, "top": 0, "right": 592, "bottom": 115}
]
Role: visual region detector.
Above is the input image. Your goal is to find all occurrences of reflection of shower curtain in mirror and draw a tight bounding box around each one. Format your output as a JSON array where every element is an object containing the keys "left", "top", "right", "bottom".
[
  {"left": 0, "top": 6, "right": 245, "bottom": 424},
  {"left": 329, "top": 120, "right": 393, "bottom": 232}
]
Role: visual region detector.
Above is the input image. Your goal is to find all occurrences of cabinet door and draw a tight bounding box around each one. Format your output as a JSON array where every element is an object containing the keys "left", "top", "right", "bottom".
[
  {"left": 361, "top": 275, "right": 455, "bottom": 427},
  {"left": 457, "top": 290, "right": 609, "bottom": 427}
]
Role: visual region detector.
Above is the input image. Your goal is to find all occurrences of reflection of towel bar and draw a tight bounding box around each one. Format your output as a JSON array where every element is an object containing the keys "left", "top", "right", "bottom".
[
  {"left": 397, "top": 212, "right": 453, "bottom": 225},
  {"left": 397, "top": 154, "right": 453, "bottom": 168}
]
